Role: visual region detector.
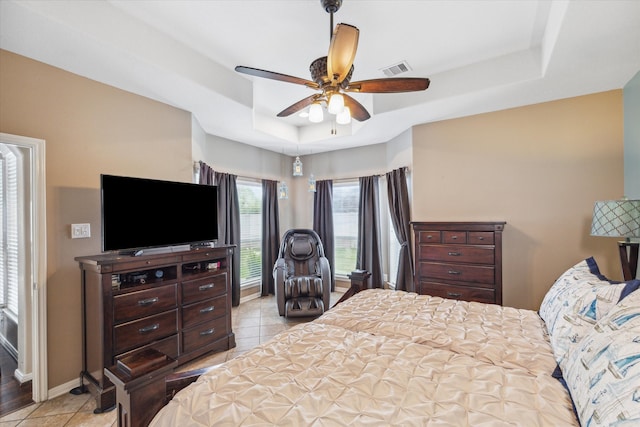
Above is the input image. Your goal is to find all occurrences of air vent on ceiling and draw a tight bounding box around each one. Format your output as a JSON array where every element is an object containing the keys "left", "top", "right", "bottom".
[{"left": 380, "top": 60, "right": 412, "bottom": 77}]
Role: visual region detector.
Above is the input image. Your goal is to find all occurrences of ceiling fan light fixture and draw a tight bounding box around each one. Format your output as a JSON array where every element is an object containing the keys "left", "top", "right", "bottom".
[
  {"left": 309, "top": 103, "right": 324, "bottom": 123},
  {"left": 336, "top": 106, "right": 351, "bottom": 124},
  {"left": 327, "top": 93, "right": 345, "bottom": 114},
  {"left": 234, "top": 1, "right": 429, "bottom": 125}
]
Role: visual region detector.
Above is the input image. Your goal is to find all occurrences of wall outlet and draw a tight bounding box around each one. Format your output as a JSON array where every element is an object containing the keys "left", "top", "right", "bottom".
[{"left": 71, "top": 223, "right": 91, "bottom": 239}]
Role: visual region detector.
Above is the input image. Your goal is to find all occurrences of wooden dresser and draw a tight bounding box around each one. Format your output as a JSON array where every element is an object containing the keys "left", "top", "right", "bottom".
[
  {"left": 412, "top": 222, "right": 505, "bottom": 305},
  {"left": 74, "top": 246, "right": 235, "bottom": 412}
]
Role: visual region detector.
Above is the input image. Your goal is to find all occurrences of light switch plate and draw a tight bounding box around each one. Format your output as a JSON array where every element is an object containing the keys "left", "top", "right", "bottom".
[{"left": 71, "top": 223, "right": 91, "bottom": 239}]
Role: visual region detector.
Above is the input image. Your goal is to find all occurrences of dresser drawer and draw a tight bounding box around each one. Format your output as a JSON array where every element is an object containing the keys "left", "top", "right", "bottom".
[
  {"left": 419, "top": 281, "right": 496, "bottom": 304},
  {"left": 418, "top": 230, "right": 441, "bottom": 243},
  {"left": 108, "top": 256, "right": 180, "bottom": 273},
  {"left": 115, "top": 334, "right": 179, "bottom": 362},
  {"left": 418, "top": 261, "right": 495, "bottom": 285},
  {"left": 182, "top": 295, "right": 227, "bottom": 329},
  {"left": 182, "top": 316, "right": 228, "bottom": 354},
  {"left": 182, "top": 250, "right": 229, "bottom": 263},
  {"left": 469, "top": 232, "right": 494, "bottom": 245},
  {"left": 113, "top": 284, "right": 177, "bottom": 323},
  {"left": 419, "top": 245, "right": 494, "bottom": 265},
  {"left": 114, "top": 309, "right": 178, "bottom": 354},
  {"left": 182, "top": 273, "right": 227, "bottom": 304},
  {"left": 442, "top": 231, "right": 467, "bottom": 244}
]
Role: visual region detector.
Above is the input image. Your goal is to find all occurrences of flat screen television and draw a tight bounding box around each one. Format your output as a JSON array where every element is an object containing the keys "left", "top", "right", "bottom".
[{"left": 101, "top": 174, "right": 218, "bottom": 253}]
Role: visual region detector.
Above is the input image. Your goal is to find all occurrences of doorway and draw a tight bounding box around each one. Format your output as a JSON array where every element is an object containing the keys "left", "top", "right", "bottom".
[{"left": 0, "top": 132, "right": 47, "bottom": 409}]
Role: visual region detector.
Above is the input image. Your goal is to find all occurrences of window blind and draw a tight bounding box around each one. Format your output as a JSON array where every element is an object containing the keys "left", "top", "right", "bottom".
[
  {"left": 0, "top": 150, "right": 19, "bottom": 316},
  {"left": 332, "top": 180, "right": 359, "bottom": 276},
  {"left": 237, "top": 179, "right": 262, "bottom": 286}
]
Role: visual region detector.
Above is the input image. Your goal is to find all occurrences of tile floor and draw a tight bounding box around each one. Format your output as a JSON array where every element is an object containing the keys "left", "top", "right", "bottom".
[{"left": 0, "top": 291, "right": 344, "bottom": 426}]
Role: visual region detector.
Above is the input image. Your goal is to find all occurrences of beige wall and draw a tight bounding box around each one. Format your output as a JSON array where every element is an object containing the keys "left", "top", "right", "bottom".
[
  {"left": 412, "top": 91, "right": 624, "bottom": 310},
  {"left": 0, "top": 50, "right": 193, "bottom": 389}
]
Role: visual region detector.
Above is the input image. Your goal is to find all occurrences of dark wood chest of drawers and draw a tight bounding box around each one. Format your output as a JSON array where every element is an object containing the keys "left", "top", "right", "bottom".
[
  {"left": 412, "top": 222, "right": 505, "bottom": 305},
  {"left": 74, "top": 246, "right": 235, "bottom": 412}
]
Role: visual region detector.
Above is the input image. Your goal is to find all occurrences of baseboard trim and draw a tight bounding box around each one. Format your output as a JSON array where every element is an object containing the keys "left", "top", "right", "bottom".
[
  {"left": 48, "top": 378, "right": 84, "bottom": 401},
  {"left": 14, "top": 368, "right": 33, "bottom": 384}
]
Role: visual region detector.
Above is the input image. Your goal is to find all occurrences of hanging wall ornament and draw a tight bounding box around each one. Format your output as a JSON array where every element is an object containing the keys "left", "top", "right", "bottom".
[
  {"left": 293, "top": 156, "right": 303, "bottom": 176},
  {"left": 308, "top": 174, "right": 317, "bottom": 192}
]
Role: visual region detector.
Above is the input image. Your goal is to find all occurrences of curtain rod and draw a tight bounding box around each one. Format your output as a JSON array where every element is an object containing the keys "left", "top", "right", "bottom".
[
  {"left": 194, "top": 160, "right": 280, "bottom": 183},
  {"left": 325, "top": 166, "right": 410, "bottom": 183},
  {"left": 195, "top": 161, "right": 409, "bottom": 183}
]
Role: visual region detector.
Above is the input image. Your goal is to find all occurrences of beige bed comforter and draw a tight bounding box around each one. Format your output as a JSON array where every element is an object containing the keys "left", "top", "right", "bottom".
[
  {"left": 316, "top": 289, "right": 557, "bottom": 376},
  {"left": 151, "top": 291, "right": 578, "bottom": 427}
]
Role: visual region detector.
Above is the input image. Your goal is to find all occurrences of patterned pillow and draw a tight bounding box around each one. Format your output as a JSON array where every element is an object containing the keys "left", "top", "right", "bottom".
[
  {"left": 539, "top": 258, "right": 599, "bottom": 332},
  {"left": 562, "top": 289, "right": 640, "bottom": 426},
  {"left": 539, "top": 257, "right": 640, "bottom": 370}
]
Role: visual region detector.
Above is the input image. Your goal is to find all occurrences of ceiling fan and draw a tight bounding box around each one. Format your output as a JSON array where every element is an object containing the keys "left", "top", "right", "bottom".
[{"left": 235, "top": 0, "right": 430, "bottom": 124}]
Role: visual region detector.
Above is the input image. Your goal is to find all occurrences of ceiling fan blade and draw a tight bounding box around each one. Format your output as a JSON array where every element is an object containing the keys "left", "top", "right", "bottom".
[
  {"left": 277, "top": 94, "right": 319, "bottom": 117},
  {"left": 346, "top": 78, "right": 430, "bottom": 93},
  {"left": 327, "top": 23, "right": 359, "bottom": 84},
  {"left": 343, "top": 94, "right": 371, "bottom": 121},
  {"left": 235, "top": 66, "right": 319, "bottom": 89}
]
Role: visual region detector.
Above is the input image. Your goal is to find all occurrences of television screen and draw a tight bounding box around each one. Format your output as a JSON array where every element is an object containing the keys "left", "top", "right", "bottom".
[{"left": 101, "top": 174, "right": 218, "bottom": 253}]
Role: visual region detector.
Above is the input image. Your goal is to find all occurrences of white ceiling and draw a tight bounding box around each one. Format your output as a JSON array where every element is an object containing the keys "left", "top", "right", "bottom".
[{"left": 1, "top": 0, "right": 639, "bottom": 155}]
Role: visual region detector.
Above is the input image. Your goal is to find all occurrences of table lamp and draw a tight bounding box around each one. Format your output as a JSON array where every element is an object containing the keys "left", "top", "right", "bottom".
[{"left": 591, "top": 198, "right": 640, "bottom": 280}]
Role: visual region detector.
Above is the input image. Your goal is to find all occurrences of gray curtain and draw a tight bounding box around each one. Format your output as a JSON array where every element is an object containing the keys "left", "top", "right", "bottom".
[
  {"left": 261, "top": 179, "right": 280, "bottom": 296},
  {"left": 313, "top": 180, "right": 335, "bottom": 291},
  {"left": 212, "top": 170, "right": 241, "bottom": 307},
  {"left": 356, "top": 175, "right": 384, "bottom": 288},
  {"left": 199, "top": 160, "right": 214, "bottom": 185},
  {"left": 386, "top": 168, "right": 414, "bottom": 292}
]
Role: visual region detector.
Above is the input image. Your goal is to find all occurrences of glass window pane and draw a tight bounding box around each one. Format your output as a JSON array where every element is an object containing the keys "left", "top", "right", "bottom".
[
  {"left": 333, "top": 181, "right": 359, "bottom": 276},
  {"left": 237, "top": 179, "right": 262, "bottom": 285},
  {"left": 0, "top": 150, "right": 19, "bottom": 316}
]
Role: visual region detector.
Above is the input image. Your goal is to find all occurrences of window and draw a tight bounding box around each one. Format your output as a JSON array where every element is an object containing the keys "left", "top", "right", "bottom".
[
  {"left": 0, "top": 148, "right": 19, "bottom": 317},
  {"left": 237, "top": 178, "right": 262, "bottom": 287},
  {"left": 332, "top": 180, "right": 359, "bottom": 276}
]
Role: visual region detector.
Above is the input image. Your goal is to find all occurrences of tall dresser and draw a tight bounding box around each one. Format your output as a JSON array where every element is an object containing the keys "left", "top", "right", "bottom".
[
  {"left": 74, "top": 246, "right": 235, "bottom": 412},
  {"left": 412, "top": 222, "right": 505, "bottom": 305}
]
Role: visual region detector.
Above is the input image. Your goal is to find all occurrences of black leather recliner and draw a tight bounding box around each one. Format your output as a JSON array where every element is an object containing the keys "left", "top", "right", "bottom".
[{"left": 273, "top": 229, "right": 331, "bottom": 317}]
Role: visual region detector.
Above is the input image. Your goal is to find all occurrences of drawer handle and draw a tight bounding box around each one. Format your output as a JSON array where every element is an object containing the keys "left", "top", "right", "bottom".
[
  {"left": 200, "top": 328, "right": 215, "bottom": 336},
  {"left": 200, "top": 306, "right": 215, "bottom": 314},
  {"left": 477, "top": 236, "right": 485, "bottom": 240},
  {"left": 447, "top": 270, "right": 461, "bottom": 275},
  {"left": 138, "top": 323, "right": 160, "bottom": 334},
  {"left": 199, "top": 283, "right": 215, "bottom": 291},
  {"left": 451, "top": 235, "right": 458, "bottom": 240},
  {"left": 447, "top": 292, "right": 462, "bottom": 298},
  {"left": 447, "top": 252, "right": 461, "bottom": 257},
  {"left": 427, "top": 235, "right": 433, "bottom": 239},
  {"left": 137, "top": 297, "right": 159, "bottom": 306}
]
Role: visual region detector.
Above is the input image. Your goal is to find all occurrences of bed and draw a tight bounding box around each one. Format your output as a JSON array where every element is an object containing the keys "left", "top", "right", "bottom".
[{"left": 145, "top": 257, "right": 640, "bottom": 426}]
